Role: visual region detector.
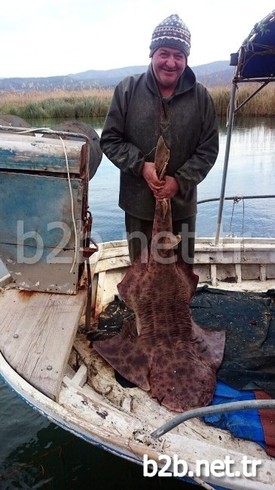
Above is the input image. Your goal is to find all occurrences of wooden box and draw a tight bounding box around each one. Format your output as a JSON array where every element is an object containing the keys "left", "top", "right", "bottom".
[{"left": 0, "top": 131, "right": 89, "bottom": 294}]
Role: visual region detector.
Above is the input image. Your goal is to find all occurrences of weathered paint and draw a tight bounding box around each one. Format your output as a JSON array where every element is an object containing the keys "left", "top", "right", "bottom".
[
  {"left": 0, "top": 132, "right": 86, "bottom": 174},
  {"left": 0, "top": 130, "right": 89, "bottom": 294}
]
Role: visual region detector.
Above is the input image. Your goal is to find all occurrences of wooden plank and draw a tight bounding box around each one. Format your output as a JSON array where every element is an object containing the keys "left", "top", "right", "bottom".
[
  {"left": 0, "top": 132, "right": 85, "bottom": 174},
  {"left": 89, "top": 242, "right": 129, "bottom": 271},
  {"left": 94, "top": 271, "right": 106, "bottom": 317},
  {"left": 0, "top": 288, "right": 86, "bottom": 400},
  {"left": 0, "top": 172, "right": 83, "bottom": 248},
  {"left": 98, "top": 245, "right": 129, "bottom": 260},
  {"left": 94, "top": 256, "right": 130, "bottom": 274},
  {"left": 195, "top": 249, "right": 275, "bottom": 265},
  {"left": 0, "top": 172, "right": 84, "bottom": 293}
]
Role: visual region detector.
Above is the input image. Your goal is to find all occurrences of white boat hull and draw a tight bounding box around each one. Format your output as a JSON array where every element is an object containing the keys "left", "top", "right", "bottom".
[{"left": 1, "top": 238, "right": 275, "bottom": 490}]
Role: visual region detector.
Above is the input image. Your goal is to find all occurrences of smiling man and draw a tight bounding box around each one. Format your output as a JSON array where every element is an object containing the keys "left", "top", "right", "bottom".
[
  {"left": 151, "top": 46, "right": 187, "bottom": 96},
  {"left": 100, "top": 14, "right": 219, "bottom": 266}
]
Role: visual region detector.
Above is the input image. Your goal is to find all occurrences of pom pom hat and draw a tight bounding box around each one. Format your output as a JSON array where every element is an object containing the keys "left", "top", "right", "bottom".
[{"left": 149, "top": 14, "right": 191, "bottom": 59}]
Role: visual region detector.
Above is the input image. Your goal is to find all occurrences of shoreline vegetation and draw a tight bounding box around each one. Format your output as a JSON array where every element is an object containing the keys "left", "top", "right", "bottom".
[{"left": 0, "top": 85, "right": 275, "bottom": 121}]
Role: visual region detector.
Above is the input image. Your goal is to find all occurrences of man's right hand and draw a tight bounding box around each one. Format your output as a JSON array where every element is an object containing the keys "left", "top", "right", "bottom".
[{"left": 142, "top": 161, "right": 165, "bottom": 195}]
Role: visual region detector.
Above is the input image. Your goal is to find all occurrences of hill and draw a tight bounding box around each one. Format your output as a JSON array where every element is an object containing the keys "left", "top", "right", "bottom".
[{"left": 0, "top": 60, "right": 234, "bottom": 92}]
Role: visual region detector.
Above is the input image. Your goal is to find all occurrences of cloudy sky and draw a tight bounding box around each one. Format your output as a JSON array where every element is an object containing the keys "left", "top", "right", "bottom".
[{"left": 1, "top": 0, "right": 274, "bottom": 78}]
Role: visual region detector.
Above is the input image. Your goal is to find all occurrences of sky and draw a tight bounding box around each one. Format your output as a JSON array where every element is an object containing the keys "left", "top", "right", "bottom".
[{"left": 1, "top": 0, "right": 275, "bottom": 78}]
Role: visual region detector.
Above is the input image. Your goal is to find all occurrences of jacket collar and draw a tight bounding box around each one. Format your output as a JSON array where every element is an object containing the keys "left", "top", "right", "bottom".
[{"left": 146, "top": 63, "right": 196, "bottom": 96}]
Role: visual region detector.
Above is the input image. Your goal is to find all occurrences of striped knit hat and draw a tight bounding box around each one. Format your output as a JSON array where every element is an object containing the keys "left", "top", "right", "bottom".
[{"left": 149, "top": 14, "right": 191, "bottom": 58}]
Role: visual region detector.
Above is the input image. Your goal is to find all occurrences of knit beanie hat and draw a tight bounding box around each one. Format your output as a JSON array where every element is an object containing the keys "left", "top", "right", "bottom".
[{"left": 149, "top": 14, "right": 191, "bottom": 59}]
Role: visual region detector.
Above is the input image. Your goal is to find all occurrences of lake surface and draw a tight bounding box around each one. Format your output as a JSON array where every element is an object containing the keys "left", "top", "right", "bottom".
[
  {"left": 89, "top": 117, "right": 275, "bottom": 243},
  {"left": 1, "top": 117, "right": 275, "bottom": 489}
]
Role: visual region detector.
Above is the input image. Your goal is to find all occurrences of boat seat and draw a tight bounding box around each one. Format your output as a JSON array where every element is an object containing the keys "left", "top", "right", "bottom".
[{"left": 0, "top": 287, "right": 86, "bottom": 400}]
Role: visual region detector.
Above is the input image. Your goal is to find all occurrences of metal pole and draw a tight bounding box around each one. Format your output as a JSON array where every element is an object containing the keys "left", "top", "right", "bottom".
[
  {"left": 151, "top": 398, "right": 275, "bottom": 439},
  {"left": 215, "top": 82, "right": 237, "bottom": 244}
]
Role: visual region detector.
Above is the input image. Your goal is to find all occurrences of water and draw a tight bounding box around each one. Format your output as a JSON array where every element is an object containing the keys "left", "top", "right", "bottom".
[
  {"left": 89, "top": 117, "right": 275, "bottom": 242},
  {"left": 1, "top": 117, "right": 275, "bottom": 489}
]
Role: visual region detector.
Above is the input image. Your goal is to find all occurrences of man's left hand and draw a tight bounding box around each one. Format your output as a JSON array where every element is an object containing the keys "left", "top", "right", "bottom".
[{"left": 155, "top": 176, "right": 179, "bottom": 200}]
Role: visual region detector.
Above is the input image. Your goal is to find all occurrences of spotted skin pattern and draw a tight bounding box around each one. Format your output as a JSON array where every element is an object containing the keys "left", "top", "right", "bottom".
[{"left": 93, "top": 197, "right": 225, "bottom": 412}]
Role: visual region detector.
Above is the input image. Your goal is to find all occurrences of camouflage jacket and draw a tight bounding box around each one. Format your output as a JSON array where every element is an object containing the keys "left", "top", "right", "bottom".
[{"left": 100, "top": 64, "right": 219, "bottom": 221}]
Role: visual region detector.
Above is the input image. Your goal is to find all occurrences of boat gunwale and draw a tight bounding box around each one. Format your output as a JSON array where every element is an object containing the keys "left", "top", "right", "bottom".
[{"left": 1, "top": 349, "right": 275, "bottom": 490}]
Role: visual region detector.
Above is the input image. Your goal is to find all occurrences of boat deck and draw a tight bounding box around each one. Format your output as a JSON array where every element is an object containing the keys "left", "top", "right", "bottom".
[{"left": 0, "top": 286, "right": 86, "bottom": 400}]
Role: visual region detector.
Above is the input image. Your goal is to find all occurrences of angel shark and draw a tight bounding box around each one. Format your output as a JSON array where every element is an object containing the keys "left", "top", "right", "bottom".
[{"left": 93, "top": 137, "right": 225, "bottom": 412}]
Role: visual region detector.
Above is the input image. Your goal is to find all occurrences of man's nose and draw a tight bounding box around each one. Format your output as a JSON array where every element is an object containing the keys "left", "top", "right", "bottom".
[{"left": 165, "top": 56, "right": 177, "bottom": 67}]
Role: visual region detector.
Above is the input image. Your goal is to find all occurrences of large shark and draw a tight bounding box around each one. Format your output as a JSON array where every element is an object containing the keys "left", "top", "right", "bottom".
[{"left": 93, "top": 137, "right": 225, "bottom": 412}]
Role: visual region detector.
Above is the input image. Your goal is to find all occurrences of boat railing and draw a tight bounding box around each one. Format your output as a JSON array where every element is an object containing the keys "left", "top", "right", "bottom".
[
  {"left": 198, "top": 194, "right": 275, "bottom": 243},
  {"left": 198, "top": 194, "right": 275, "bottom": 205}
]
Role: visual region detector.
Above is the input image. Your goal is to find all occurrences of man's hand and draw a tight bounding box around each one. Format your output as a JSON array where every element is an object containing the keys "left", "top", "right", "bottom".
[
  {"left": 142, "top": 161, "right": 164, "bottom": 193},
  {"left": 142, "top": 163, "right": 179, "bottom": 200},
  {"left": 155, "top": 176, "right": 179, "bottom": 200}
]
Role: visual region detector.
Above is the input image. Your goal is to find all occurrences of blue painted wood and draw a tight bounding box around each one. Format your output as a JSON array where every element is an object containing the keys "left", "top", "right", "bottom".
[
  {"left": 0, "top": 133, "right": 86, "bottom": 174},
  {"left": 0, "top": 173, "right": 83, "bottom": 247},
  {"left": 0, "top": 132, "right": 89, "bottom": 293}
]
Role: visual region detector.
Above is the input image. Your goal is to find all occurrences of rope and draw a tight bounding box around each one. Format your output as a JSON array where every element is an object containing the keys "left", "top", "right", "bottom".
[
  {"left": 59, "top": 136, "right": 78, "bottom": 274},
  {"left": 227, "top": 196, "right": 245, "bottom": 237},
  {"left": 1, "top": 126, "right": 87, "bottom": 274},
  {"left": 241, "top": 198, "right": 245, "bottom": 236}
]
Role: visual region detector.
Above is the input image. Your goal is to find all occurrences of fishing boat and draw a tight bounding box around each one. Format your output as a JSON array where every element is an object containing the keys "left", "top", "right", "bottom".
[{"left": 1, "top": 10, "right": 275, "bottom": 490}]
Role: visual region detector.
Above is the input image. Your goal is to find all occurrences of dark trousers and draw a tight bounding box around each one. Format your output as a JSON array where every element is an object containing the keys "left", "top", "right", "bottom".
[{"left": 125, "top": 212, "right": 196, "bottom": 265}]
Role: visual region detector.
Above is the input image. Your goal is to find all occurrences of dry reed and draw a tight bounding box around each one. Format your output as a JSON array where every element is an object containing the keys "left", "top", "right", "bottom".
[{"left": 0, "top": 84, "right": 275, "bottom": 119}]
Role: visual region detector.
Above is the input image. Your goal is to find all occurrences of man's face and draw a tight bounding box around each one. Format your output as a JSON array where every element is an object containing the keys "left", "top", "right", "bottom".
[{"left": 151, "top": 47, "right": 187, "bottom": 95}]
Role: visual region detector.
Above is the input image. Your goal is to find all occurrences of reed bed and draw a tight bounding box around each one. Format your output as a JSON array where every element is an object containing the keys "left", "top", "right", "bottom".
[
  {"left": 0, "top": 84, "right": 275, "bottom": 120},
  {"left": 0, "top": 88, "right": 113, "bottom": 120},
  {"left": 213, "top": 83, "right": 275, "bottom": 117}
]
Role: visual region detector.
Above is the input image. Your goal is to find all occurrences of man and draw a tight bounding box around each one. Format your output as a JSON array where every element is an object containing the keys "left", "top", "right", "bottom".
[{"left": 100, "top": 13, "right": 219, "bottom": 265}]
